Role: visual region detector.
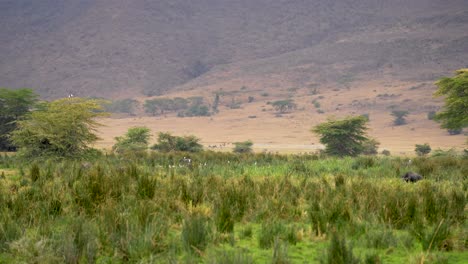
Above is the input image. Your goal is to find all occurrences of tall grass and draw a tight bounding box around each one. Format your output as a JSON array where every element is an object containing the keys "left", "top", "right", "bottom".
[{"left": 0, "top": 153, "right": 466, "bottom": 262}]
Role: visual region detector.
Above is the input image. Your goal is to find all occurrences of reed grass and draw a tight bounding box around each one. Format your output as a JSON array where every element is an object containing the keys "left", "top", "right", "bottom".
[{"left": 0, "top": 152, "right": 466, "bottom": 262}]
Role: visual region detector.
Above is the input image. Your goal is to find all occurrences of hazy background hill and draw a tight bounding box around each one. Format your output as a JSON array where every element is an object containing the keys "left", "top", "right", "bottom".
[{"left": 1, "top": 0, "right": 467, "bottom": 98}]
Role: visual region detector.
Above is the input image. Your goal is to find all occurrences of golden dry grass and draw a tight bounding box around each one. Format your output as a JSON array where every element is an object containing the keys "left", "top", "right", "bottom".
[{"left": 95, "top": 78, "right": 466, "bottom": 155}]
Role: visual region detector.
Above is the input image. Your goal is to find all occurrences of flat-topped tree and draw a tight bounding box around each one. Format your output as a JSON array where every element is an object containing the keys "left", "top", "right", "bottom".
[{"left": 312, "top": 116, "right": 374, "bottom": 157}]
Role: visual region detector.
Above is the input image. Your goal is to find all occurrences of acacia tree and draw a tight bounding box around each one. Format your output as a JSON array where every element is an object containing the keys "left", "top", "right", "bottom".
[
  {"left": 151, "top": 132, "right": 203, "bottom": 152},
  {"left": 10, "top": 98, "right": 106, "bottom": 159},
  {"left": 433, "top": 69, "right": 468, "bottom": 130},
  {"left": 312, "top": 116, "right": 371, "bottom": 157},
  {"left": 113, "top": 127, "right": 151, "bottom": 155},
  {"left": 0, "top": 88, "right": 38, "bottom": 151}
]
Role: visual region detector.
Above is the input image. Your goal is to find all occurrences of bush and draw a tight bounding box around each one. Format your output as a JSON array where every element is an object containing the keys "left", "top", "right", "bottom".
[
  {"left": 381, "top": 149, "right": 391, "bottom": 156},
  {"left": 233, "top": 141, "right": 253, "bottom": 153},
  {"left": 391, "top": 110, "right": 408, "bottom": 126},
  {"left": 112, "top": 127, "right": 151, "bottom": 155},
  {"left": 151, "top": 132, "right": 203, "bottom": 152},
  {"left": 415, "top": 144, "right": 431, "bottom": 156},
  {"left": 362, "top": 138, "right": 380, "bottom": 155},
  {"left": 447, "top": 128, "right": 462, "bottom": 135}
]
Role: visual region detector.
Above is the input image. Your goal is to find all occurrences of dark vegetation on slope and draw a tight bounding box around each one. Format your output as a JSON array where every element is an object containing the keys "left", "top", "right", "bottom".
[{"left": 0, "top": 0, "right": 467, "bottom": 98}]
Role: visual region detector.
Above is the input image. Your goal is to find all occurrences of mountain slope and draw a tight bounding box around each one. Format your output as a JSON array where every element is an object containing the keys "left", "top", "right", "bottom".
[{"left": 0, "top": 0, "right": 467, "bottom": 98}]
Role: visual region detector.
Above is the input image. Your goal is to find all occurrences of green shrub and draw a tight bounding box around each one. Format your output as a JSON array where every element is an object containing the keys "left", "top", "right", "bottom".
[
  {"left": 151, "top": 132, "right": 203, "bottom": 152},
  {"left": 112, "top": 127, "right": 151, "bottom": 155},
  {"left": 415, "top": 143, "right": 431, "bottom": 156},
  {"left": 233, "top": 140, "right": 253, "bottom": 153},
  {"left": 381, "top": 149, "right": 391, "bottom": 156},
  {"left": 361, "top": 138, "right": 380, "bottom": 155}
]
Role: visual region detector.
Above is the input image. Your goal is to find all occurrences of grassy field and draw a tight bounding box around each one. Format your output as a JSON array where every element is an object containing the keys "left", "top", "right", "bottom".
[{"left": 0, "top": 152, "right": 466, "bottom": 263}]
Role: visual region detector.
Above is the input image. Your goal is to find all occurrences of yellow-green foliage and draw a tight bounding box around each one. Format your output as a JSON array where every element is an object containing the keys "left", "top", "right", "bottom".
[
  {"left": 0, "top": 153, "right": 466, "bottom": 263},
  {"left": 10, "top": 98, "right": 107, "bottom": 160}
]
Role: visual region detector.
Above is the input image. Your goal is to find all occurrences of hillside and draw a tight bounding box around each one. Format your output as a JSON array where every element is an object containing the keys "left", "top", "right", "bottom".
[{"left": 1, "top": 0, "right": 467, "bottom": 98}]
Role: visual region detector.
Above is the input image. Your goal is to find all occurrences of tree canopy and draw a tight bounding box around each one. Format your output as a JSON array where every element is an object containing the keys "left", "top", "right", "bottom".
[
  {"left": 312, "top": 116, "right": 371, "bottom": 157},
  {"left": 151, "top": 132, "right": 203, "bottom": 153},
  {"left": 113, "top": 127, "right": 151, "bottom": 155},
  {"left": 0, "top": 88, "right": 39, "bottom": 151},
  {"left": 10, "top": 97, "right": 106, "bottom": 159},
  {"left": 433, "top": 69, "right": 468, "bottom": 130}
]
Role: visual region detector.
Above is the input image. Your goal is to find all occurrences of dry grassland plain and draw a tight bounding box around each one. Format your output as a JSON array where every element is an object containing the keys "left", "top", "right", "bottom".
[{"left": 95, "top": 79, "right": 466, "bottom": 155}]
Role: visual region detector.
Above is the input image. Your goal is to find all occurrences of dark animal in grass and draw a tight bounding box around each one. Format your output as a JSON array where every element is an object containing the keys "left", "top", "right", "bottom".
[{"left": 402, "top": 172, "right": 423, "bottom": 182}]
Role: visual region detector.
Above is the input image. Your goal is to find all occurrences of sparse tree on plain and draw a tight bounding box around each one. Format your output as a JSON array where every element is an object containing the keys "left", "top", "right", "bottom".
[
  {"left": 312, "top": 116, "right": 371, "bottom": 157},
  {"left": 113, "top": 127, "right": 151, "bottom": 155}
]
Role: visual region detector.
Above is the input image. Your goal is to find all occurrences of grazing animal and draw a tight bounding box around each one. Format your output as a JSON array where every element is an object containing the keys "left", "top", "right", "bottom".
[{"left": 402, "top": 172, "right": 423, "bottom": 183}]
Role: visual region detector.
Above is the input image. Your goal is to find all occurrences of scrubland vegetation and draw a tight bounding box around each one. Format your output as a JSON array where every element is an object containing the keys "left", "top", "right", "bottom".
[
  {"left": 0, "top": 70, "right": 466, "bottom": 263},
  {"left": 0, "top": 152, "right": 466, "bottom": 263}
]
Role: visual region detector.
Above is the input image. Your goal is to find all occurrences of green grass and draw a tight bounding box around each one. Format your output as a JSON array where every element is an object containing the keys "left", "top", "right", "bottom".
[{"left": 0, "top": 152, "right": 466, "bottom": 263}]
